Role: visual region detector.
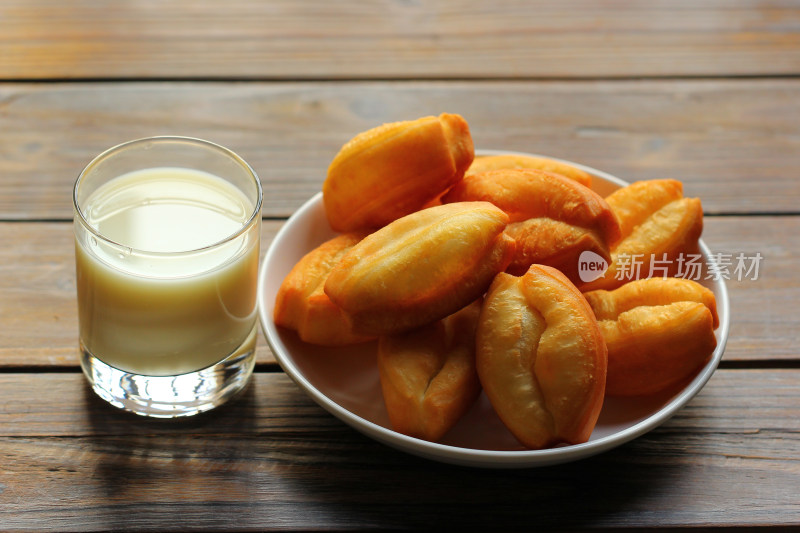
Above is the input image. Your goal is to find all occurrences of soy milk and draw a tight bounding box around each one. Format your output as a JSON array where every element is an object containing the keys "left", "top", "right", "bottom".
[{"left": 75, "top": 167, "right": 260, "bottom": 376}]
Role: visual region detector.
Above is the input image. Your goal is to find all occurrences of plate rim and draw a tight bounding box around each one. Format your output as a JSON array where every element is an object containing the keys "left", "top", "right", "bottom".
[{"left": 257, "top": 150, "right": 730, "bottom": 468}]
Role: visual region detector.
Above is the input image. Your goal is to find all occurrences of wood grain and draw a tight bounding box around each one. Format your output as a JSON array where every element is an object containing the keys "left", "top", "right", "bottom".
[
  {"left": 0, "top": 215, "right": 796, "bottom": 368},
  {"left": 700, "top": 216, "right": 800, "bottom": 361},
  {"left": 0, "top": 221, "right": 284, "bottom": 368},
  {"left": 0, "top": 370, "right": 798, "bottom": 530},
  {"left": 0, "top": 2, "right": 797, "bottom": 529},
  {"left": 2, "top": 80, "right": 800, "bottom": 219},
  {"left": 2, "top": 0, "right": 800, "bottom": 80}
]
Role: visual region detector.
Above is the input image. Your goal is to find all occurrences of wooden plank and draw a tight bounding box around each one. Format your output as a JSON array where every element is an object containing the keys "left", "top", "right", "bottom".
[
  {"left": 0, "top": 370, "right": 798, "bottom": 530},
  {"left": 700, "top": 216, "right": 800, "bottom": 361},
  {"left": 2, "top": 0, "right": 800, "bottom": 80},
  {"left": 0, "top": 215, "right": 797, "bottom": 369},
  {"left": 0, "top": 221, "right": 284, "bottom": 368},
  {"left": 2, "top": 79, "right": 800, "bottom": 219}
]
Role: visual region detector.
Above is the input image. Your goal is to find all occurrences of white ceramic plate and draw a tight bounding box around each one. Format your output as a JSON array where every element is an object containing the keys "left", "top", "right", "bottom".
[{"left": 257, "top": 151, "right": 730, "bottom": 468}]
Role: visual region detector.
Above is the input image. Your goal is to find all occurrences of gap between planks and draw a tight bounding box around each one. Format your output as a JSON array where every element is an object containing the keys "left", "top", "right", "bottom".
[
  {"left": 2, "top": 360, "right": 798, "bottom": 374},
  {"left": 5, "top": 73, "right": 800, "bottom": 84},
  {"left": 0, "top": 213, "right": 797, "bottom": 225}
]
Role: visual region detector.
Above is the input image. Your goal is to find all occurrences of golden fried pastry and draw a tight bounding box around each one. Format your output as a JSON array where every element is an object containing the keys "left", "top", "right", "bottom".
[
  {"left": 273, "top": 232, "right": 373, "bottom": 346},
  {"left": 324, "top": 202, "right": 516, "bottom": 336},
  {"left": 584, "top": 277, "right": 718, "bottom": 396},
  {"left": 607, "top": 179, "right": 684, "bottom": 237},
  {"left": 378, "top": 301, "right": 482, "bottom": 442},
  {"left": 504, "top": 218, "right": 612, "bottom": 283},
  {"left": 467, "top": 153, "right": 592, "bottom": 187},
  {"left": 476, "top": 265, "right": 607, "bottom": 449},
  {"left": 580, "top": 179, "right": 704, "bottom": 291},
  {"left": 442, "top": 168, "right": 619, "bottom": 239},
  {"left": 442, "top": 168, "right": 620, "bottom": 281},
  {"left": 322, "top": 113, "right": 474, "bottom": 232}
]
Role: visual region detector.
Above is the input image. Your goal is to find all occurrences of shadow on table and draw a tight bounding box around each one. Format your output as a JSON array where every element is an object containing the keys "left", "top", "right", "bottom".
[
  {"left": 81, "top": 380, "right": 263, "bottom": 531},
  {"left": 266, "top": 438, "right": 676, "bottom": 531},
  {"left": 80, "top": 378, "right": 676, "bottom": 531}
]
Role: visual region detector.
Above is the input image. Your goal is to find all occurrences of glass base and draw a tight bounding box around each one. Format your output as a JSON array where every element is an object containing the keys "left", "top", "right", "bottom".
[{"left": 80, "top": 328, "right": 257, "bottom": 418}]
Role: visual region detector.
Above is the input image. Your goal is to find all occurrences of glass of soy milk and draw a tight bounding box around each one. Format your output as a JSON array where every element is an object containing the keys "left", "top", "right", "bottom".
[{"left": 73, "top": 137, "right": 262, "bottom": 417}]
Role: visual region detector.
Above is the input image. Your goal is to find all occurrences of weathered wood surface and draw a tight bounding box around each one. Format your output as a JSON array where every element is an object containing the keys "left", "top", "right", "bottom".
[
  {"left": 0, "top": 215, "right": 795, "bottom": 368},
  {"left": 2, "top": 2, "right": 799, "bottom": 530},
  {"left": 0, "top": 221, "right": 283, "bottom": 368},
  {"left": 0, "top": 370, "right": 797, "bottom": 531},
  {"left": 2, "top": 80, "right": 800, "bottom": 219},
  {"left": 700, "top": 216, "right": 799, "bottom": 361},
  {"left": 2, "top": 0, "right": 800, "bottom": 80}
]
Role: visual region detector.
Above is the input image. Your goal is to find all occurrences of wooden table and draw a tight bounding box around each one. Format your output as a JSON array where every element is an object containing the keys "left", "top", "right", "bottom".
[{"left": 1, "top": 1, "right": 799, "bottom": 530}]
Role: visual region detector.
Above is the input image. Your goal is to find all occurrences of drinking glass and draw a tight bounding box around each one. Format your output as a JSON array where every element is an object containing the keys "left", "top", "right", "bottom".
[{"left": 73, "top": 136, "right": 262, "bottom": 417}]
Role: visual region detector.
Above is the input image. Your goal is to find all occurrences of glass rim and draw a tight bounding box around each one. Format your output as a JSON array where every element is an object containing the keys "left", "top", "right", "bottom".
[{"left": 73, "top": 136, "right": 263, "bottom": 256}]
